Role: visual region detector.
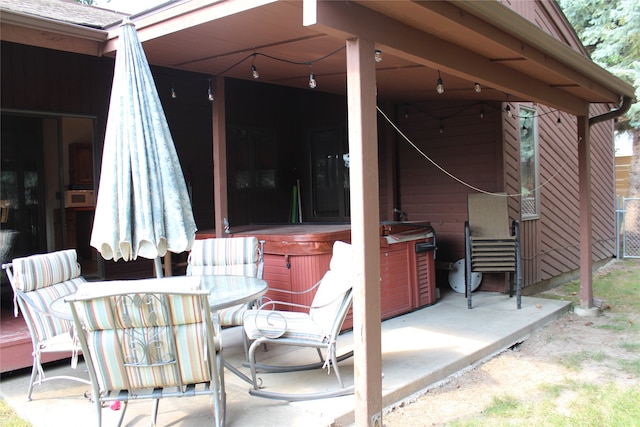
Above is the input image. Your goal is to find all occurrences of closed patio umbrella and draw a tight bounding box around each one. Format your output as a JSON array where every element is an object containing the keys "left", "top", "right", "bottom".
[{"left": 91, "top": 17, "right": 197, "bottom": 277}]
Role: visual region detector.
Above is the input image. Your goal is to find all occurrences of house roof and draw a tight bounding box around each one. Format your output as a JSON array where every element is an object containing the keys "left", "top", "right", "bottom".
[
  {"left": 1, "top": 0, "right": 635, "bottom": 116},
  {"left": 0, "top": 0, "right": 125, "bottom": 28}
]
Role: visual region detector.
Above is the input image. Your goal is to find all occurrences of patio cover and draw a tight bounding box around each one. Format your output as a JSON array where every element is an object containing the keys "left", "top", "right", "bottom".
[{"left": 90, "top": 17, "right": 196, "bottom": 275}]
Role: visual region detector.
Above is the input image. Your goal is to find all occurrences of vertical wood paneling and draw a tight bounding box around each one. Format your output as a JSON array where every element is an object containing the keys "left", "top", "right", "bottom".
[
  {"left": 380, "top": 244, "right": 413, "bottom": 318},
  {"left": 395, "top": 101, "right": 503, "bottom": 263}
]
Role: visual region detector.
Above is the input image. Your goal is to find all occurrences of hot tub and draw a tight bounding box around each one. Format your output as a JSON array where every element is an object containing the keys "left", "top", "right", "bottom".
[{"left": 197, "top": 222, "right": 436, "bottom": 327}]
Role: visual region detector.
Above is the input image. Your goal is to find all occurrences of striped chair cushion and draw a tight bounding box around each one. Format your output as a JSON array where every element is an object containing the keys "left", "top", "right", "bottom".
[
  {"left": 187, "top": 237, "right": 259, "bottom": 275},
  {"left": 77, "top": 293, "right": 211, "bottom": 390},
  {"left": 218, "top": 303, "right": 248, "bottom": 326},
  {"left": 12, "top": 249, "right": 82, "bottom": 292},
  {"left": 86, "top": 324, "right": 210, "bottom": 390},
  {"left": 186, "top": 237, "right": 260, "bottom": 327},
  {"left": 187, "top": 264, "right": 257, "bottom": 277},
  {"left": 19, "top": 277, "right": 85, "bottom": 341},
  {"left": 243, "top": 310, "right": 328, "bottom": 343}
]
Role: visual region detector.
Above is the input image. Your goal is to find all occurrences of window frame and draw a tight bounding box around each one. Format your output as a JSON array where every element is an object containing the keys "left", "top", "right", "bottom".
[{"left": 519, "top": 105, "right": 540, "bottom": 220}]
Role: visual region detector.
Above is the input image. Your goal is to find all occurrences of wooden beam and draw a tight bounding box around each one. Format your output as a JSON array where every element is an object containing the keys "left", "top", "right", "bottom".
[
  {"left": 346, "top": 37, "right": 383, "bottom": 427},
  {"left": 0, "top": 22, "right": 105, "bottom": 57},
  {"left": 577, "top": 116, "right": 594, "bottom": 308},
  {"left": 305, "top": 0, "right": 589, "bottom": 116},
  {"left": 212, "top": 76, "right": 228, "bottom": 238},
  {"left": 415, "top": 1, "right": 623, "bottom": 104},
  {"left": 104, "top": 0, "right": 279, "bottom": 53}
]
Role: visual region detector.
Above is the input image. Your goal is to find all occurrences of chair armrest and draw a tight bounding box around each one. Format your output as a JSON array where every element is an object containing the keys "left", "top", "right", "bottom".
[
  {"left": 267, "top": 279, "right": 322, "bottom": 296},
  {"left": 255, "top": 287, "right": 346, "bottom": 312}
]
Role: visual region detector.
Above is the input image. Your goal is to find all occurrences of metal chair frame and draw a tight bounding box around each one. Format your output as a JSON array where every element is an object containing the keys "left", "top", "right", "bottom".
[
  {"left": 67, "top": 284, "right": 225, "bottom": 427},
  {"left": 464, "top": 193, "right": 522, "bottom": 309},
  {"left": 2, "top": 249, "right": 90, "bottom": 400},
  {"left": 186, "top": 236, "right": 265, "bottom": 359},
  {"left": 242, "top": 240, "right": 354, "bottom": 401}
]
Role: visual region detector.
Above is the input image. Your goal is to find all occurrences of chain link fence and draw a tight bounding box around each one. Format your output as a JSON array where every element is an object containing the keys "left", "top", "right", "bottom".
[{"left": 617, "top": 197, "right": 640, "bottom": 259}]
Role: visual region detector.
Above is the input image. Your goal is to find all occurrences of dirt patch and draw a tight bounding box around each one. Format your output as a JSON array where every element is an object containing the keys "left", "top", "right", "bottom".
[{"left": 382, "top": 261, "right": 640, "bottom": 426}]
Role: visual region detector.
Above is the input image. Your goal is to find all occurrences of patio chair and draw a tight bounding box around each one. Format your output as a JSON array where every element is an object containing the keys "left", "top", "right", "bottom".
[
  {"left": 187, "top": 236, "right": 264, "bottom": 356},
  {"left": 67, "top": 281, "right": 225, "bottom": 427},
  {"left": 242, "top": 240, "right": 354, "bottom": 401},
  {"left": 1, "top": 249, "right": 90, "bottom": 400},
  {"left": 464, "top": 193, "right": 521, "bottom": 309}
]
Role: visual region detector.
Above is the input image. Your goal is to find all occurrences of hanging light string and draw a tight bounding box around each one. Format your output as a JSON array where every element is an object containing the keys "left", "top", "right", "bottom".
[
  {"left": 216, "top": 46, "right": 346, "bottom": 78},
  {"left": 404, "top": 100, "right": 566, "bottom": 123},
  {"left": 376, "top": 105, "right": 574, "bottom": 198}
]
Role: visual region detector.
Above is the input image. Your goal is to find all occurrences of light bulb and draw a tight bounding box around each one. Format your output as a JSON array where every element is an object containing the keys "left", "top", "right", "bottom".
[
  {"left": 171, "top": 86, "right": 176, "bottom": 99},
  {"left": 480, "top": 108, "right": 485, "bottom": 119},
  {"left": 436, "top": 71, "right": 444, "bottom": 94},
  {"left": 309, "top": 72, "right": 317, "bottom": 89},
  {"left": 375, "top": 49, "right": 382, "bottom": 63},
  {"left": 505, "top": 104, "right": 512, "bottom": 117},
  {"left": 208, "top": 86, "right": 214, "bottom": 102},
  {"left": 474, "top": 82, "right": 481, "bottom": 93},
  {"left": 557, "top": 116, "right": 562, "bottom": 125},
  {"left": 251, "top": 65, "right": 259, "bottom": 79}
]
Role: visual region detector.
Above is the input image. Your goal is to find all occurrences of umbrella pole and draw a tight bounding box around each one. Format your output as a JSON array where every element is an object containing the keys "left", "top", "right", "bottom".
[{"left": 154, "top": 257, "right": 164, "bottom": 278}]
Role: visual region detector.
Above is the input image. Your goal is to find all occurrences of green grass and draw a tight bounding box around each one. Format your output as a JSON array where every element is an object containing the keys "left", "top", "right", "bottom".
[
  {"left": 620, "top": 341, "right": 640, "bottom": 352},
  {"left": 448, "top": 382, "right": 640, "bottom": 427},
  {"left": 558, "top": 350, "right": 607, "bottom": 371},
  {"left": 546, "top": 260, "right": 640, "bottom": 314},
  {"left": 446, "top": 260, "right": 640, "bottom": 427},
  {"left": 0, "top": 400, "right": 31, "bottom": 427}
]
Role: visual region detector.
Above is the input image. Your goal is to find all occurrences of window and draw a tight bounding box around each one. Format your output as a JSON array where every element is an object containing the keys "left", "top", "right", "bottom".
[
  {"left": 310, "top": 128, "right": 350, "bottom": 219},
  {"left": 227, "top": 127, "right": 276, "bottom": 190},
  {"left": 519, "top": 106, "right": 539, "bottom": 218}
]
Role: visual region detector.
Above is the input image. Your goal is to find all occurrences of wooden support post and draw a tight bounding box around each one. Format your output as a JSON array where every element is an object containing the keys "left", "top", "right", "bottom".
[
  {"left": 346, "top": 37, "right": 383, "bottom": 427},
  {"left": 212, "top": 76, "right": 228, "bottom": 238},
  {"left": 577, "top": 115, "right": 594, "bottom": 309}
]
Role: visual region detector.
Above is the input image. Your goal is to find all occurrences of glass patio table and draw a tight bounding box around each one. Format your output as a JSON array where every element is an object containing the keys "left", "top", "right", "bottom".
[{"left": 50, "top": 275, "right": 268, "bottom": 320}]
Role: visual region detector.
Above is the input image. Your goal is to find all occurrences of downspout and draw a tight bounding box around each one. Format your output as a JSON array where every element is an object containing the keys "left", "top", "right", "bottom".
[
  {"left": 589, "top": 96, "right": 633, "bottom": 125},
  {"left": 576, "top": 95, "right": 633, "bottom": 314}
]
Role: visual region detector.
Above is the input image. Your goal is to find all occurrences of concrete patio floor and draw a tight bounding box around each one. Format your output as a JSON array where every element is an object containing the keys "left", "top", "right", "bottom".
[{"left": 0, "top": 289, "right": 570, "bottom": 426}]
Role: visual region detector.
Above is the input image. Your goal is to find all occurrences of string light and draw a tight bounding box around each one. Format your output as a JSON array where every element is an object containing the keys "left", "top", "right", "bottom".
[
  {"left": 436, "top": 70, "right": 444, "bottom": 94},
  {"left": 474, "top": 82, "right": 481, "bottom": 93},
  {"left": 480, "top": 107, "right": 485, "bottom": 119},
  {"left": 171, "top": 82, "right": 176, "bottom": 99},
  {"left": 505, "top": 94, "right": 512, "bottom": 117},
  {"left": 251, "top": 53, "right": 259, "bottom": 79},
  {"left": 309, "top": 70, "right": 317, "bottom": 89},
  {"left": 557, "top": 116, "right": 562, "bottom": 125},
  {"left": 207, "top": 79, "right": 214, "bottom": 101},
  {"left": 375, "top": 49, "right": 382, "bottom": 63}
]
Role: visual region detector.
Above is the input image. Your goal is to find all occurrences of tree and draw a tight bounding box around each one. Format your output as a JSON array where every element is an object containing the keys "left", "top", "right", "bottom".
[{"left": 559, "top": 0, "right": 640, "bottom": 238}]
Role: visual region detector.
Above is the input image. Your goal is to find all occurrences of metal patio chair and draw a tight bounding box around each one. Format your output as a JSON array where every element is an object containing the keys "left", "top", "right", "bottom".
[
  {"left": 187, "top": 236, "right": 264, "bottom": 356},
  {"left": 242, "top": 240, "right": 354, "bottom": 401},
  {"left": 464, "top": 193, "right": 522, "bottom": 309},
  {"left": 2, "top": 249, "right": 90, "bottom": 400},
  {"left": 67, "top": 281, "right": 225, "bottom": 427}
]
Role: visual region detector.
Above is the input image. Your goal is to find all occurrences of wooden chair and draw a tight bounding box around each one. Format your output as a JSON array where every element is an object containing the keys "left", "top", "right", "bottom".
[
  {"left": 242, "top": 240, "right": 354, "bottom": 401},
  {"left": 2, "top": 249, "right": 90, "bottom": 400},
  {"left": 464, "top": 193, "right": 522, "bottom": 309},
  {"left": 67, "top": 280, "right": 225, "bottom": 427}
]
